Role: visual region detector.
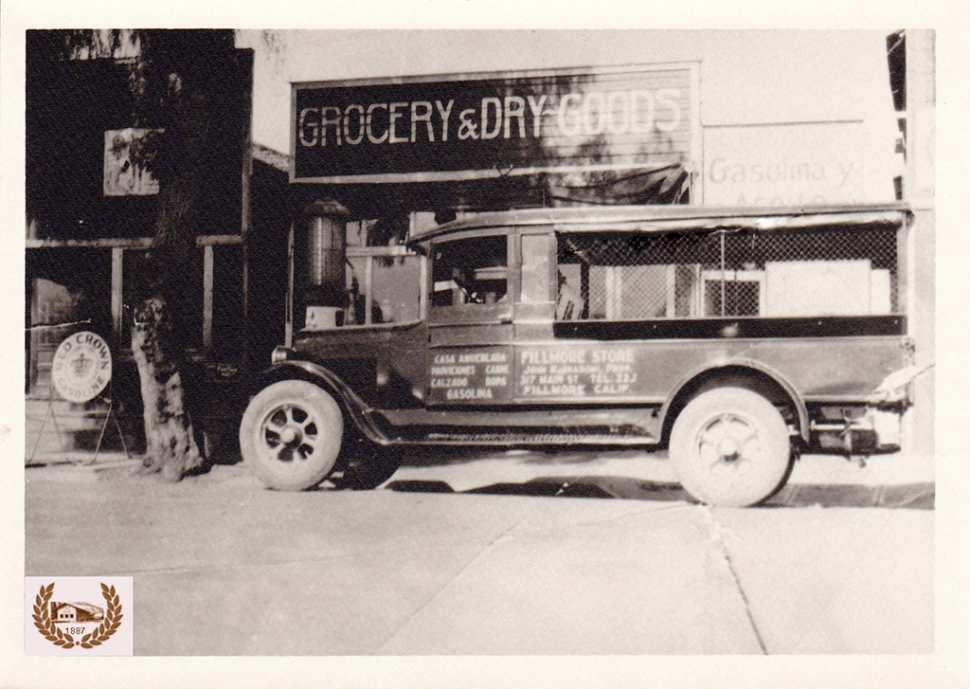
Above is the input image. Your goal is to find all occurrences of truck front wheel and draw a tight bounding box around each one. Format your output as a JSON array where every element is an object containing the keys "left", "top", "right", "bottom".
[
  {"left": 669, "top": 387, "right": 792, "bottom": 507},
  {"left": 240, "top": 380, "right": 344, "bottom": 490}
]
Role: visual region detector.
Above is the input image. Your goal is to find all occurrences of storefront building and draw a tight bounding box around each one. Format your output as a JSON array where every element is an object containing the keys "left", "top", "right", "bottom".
[
  {"left": 247, "top": 31, "right": 907, "bottom": 335},
  {"left": 26, "top": 30, "right": 933, "bottom": 463},
  {"left": 25, "top": 34, "right": 256, "bottom": 456},
  {"left": 242, "top": 30, "right": 930, "bottom": 462}
]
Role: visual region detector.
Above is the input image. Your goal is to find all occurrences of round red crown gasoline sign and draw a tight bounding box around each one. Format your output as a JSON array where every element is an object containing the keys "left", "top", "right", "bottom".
[{"left": 51, "top": 332, "right": 112, "bottom": 403}]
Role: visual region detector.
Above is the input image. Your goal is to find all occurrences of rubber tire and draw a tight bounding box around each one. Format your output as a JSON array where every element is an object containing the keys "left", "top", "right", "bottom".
[
  {"left": 240, "top": 380, "right": 343, "bottom": 491},
  {"left": 669, "top": 387, "right": 792, "bottom": 507}
]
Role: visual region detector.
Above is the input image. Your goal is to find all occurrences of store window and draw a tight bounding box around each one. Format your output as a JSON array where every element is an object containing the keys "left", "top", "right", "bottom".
[
  {"left": 26, "top": 248, "right": 112, "bottom": 397},
  {"left": 326, "top": 216, "right": 424, "bottom": 327},
  {"left": 345, "top": 253, "right": 422, "bottom": 325}
]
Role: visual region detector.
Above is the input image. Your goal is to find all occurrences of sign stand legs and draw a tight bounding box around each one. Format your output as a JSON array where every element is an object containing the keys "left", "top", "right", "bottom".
[
  {"left": 27, "top": 381, "right": 67, "bottom": 465},
  {"left": 44, "top": 330, "right": 123, "bottom": 465},
  {"left": 91, "top": 382, "right": 130, "bottom": 465}
]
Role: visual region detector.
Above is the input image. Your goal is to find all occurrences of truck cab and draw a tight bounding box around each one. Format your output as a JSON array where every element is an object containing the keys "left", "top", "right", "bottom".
[{"left": 240, "top": 203, "right": 915, "bottom": 506}]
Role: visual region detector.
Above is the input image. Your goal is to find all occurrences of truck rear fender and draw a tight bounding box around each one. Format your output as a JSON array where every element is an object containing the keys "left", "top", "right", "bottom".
[
  {"left": 659, "top": 362, "right": 810, "bottom": 446},
  {"left": 253, "top": 362, "right": 395, "bottom": 447}
]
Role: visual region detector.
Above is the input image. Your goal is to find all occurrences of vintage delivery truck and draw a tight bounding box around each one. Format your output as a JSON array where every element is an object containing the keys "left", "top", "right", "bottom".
[{"left": 239, "top": 203, "right": 917, "bottom": 506}]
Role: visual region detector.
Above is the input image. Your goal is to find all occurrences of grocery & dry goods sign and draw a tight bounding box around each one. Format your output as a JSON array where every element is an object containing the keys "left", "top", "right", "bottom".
[{"left": 292, "top": 63, "right": 699, "bottom": 184}]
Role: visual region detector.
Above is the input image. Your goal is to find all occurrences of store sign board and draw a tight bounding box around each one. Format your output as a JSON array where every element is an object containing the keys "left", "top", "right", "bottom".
[
  {"left": 428, "top": 347, "right": 513, "bottom": 405},
  {"left": 515, "top": 345, "right": 644, "bottom": 400},
  {"left": 292, "top": 64, "right": 698, "bottom": 184},
  {"left": 427, "top": 343, "right": 652, "bottom": 405},
  {"left": 52, "top": 332, "right": 112, "bottom": 403},
  {"left": 103, "top": 128, "right": 161, "bottom": 197},
  {"left": 702, "top": 123, "right": 899, "bottom": 206}
]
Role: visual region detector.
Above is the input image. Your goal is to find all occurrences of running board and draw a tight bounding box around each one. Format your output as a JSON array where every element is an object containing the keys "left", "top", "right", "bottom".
[{"left": 403, "top": 431, "right": 658, "bottom": 447}]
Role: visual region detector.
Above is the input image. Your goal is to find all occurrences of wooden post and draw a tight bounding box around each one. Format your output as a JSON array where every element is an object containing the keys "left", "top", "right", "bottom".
[
  {"left": 902, "top": 30, "right": 935, "bottom": 465},
  {"left": 365, "top": 255, "right": 374, "bottom": 325},
  {"left": 111, "top": 248, "right": 124, "bottom": 350},
  {"left": 285, "top": 221, "right": 295, "bottom": 347},
  {"left": 665, "top": 264, "right": 677, "bottom": 318},
  {"left": 240, "top": 49, "right": 253, "bottom": 378},
  {"left": 419, "top": 254, "right": 429, "bottom": 320},
  {"left": 203, "top": 244, "right": 214, "bottom": 354},
  {"left": 579, "top": 263, "right": 590, "bottom": 320}
]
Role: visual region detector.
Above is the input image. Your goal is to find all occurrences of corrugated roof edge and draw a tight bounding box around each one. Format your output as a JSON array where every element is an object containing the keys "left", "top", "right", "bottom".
[
  {"left": 407, "top": 203, "right": 912, "bottom": 245},
  {"left": 252, "top": 142, "right": 290, "bottom": 173}
]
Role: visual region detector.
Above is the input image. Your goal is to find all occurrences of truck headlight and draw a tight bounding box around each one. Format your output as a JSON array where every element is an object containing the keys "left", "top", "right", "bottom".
[{"left": 271, "top": 346, "right": 294, "bottom": 365}]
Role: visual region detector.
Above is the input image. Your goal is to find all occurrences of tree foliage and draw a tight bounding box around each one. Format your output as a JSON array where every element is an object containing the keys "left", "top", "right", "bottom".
[{"left": 28, "top": 30, "right": 242, "bottom": 480}]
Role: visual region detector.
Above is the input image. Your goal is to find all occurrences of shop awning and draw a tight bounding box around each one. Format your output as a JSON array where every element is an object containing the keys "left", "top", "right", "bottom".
[{"left": 543, "top": 164, "right": 691, "bottom": 206}]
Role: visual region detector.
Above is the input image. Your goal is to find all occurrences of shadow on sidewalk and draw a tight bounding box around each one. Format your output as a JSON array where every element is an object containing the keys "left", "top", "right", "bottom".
[{"left": 386, "top": 476, "right": 935, "bottom": 510}]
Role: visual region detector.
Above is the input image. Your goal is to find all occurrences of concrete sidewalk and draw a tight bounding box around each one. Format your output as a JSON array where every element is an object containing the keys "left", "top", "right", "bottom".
[
  {"left": 25, "top": 464, "right": 933, "bottom": 655},
  {"left": 383, "top": 446, "right": 935, "bottom": 508}
]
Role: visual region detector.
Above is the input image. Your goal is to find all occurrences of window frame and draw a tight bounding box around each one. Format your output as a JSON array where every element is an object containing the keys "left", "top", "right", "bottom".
[
  {"left": 554, "top": 225, "right": 900, "bottom": 323},
  {"left": 342, "top": 245, "right": 425, "bottom": 328},
  {"left": 428, "top": 229, "right": 513, "bottom": 326}
]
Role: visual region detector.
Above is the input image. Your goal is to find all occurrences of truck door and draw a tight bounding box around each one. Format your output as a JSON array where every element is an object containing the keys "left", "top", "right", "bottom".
[{"left": 426, "top": 230, "right": 514, "bottom": 405}]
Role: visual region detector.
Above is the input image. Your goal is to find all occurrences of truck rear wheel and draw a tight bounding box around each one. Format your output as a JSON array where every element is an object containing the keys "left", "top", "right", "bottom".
[
  {"left": 240, "top": 380, "right": 343, "bottom": 490},
  {"left": 669, "top": 387, "right": 792, "bottom": 507}
]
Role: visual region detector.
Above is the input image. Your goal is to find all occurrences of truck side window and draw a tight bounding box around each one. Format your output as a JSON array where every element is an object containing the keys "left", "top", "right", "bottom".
[
  {"left": 432, "top": 234, "right": 508, "bottom": 307},
  {"left": 556, "top": 227, "right": 898, "bottom": 321}
]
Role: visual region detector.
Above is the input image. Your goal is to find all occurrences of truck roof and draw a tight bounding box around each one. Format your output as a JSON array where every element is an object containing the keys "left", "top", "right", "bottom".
[{"left": 407, "top": 203, "right": 912, "bottom": 245}]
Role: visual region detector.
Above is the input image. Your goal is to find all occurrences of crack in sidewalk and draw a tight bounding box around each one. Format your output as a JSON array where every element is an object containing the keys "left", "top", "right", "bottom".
[
  {"left": 372, "top": 511, "right": 532, "bottom": 653},
  {"left": 700, "top": 505, "right": 769, "bottom": 655}
]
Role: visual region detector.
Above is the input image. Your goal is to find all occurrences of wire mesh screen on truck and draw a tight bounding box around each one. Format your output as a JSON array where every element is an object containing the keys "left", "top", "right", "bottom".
[{"left": 555, "top": 225, "right": 898, "bottom": 321}]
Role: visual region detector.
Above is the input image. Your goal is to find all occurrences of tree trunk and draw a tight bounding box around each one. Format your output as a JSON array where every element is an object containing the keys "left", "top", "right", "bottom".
[
  {"left": 129, "top": 32, "right": 231, "bottom": 480},
  {"left": 131, "top": 78, "right": 208, "bottom": 481},
  {"left": 131, "top": 295, "right": 202, "bottom": 481}
]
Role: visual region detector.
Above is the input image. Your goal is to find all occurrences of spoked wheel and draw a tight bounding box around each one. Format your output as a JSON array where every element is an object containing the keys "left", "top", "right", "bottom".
[
  {"left": 669, "top": 387, "right": 793, "bottom": 507},
  {"left": 240, "top": 380, "right": 343, "bottom": 490}
]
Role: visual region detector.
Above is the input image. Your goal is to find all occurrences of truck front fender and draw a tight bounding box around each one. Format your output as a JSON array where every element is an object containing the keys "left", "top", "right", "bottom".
[{"left": 254, "top": 361, "right": 396, "bottom": 447}]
